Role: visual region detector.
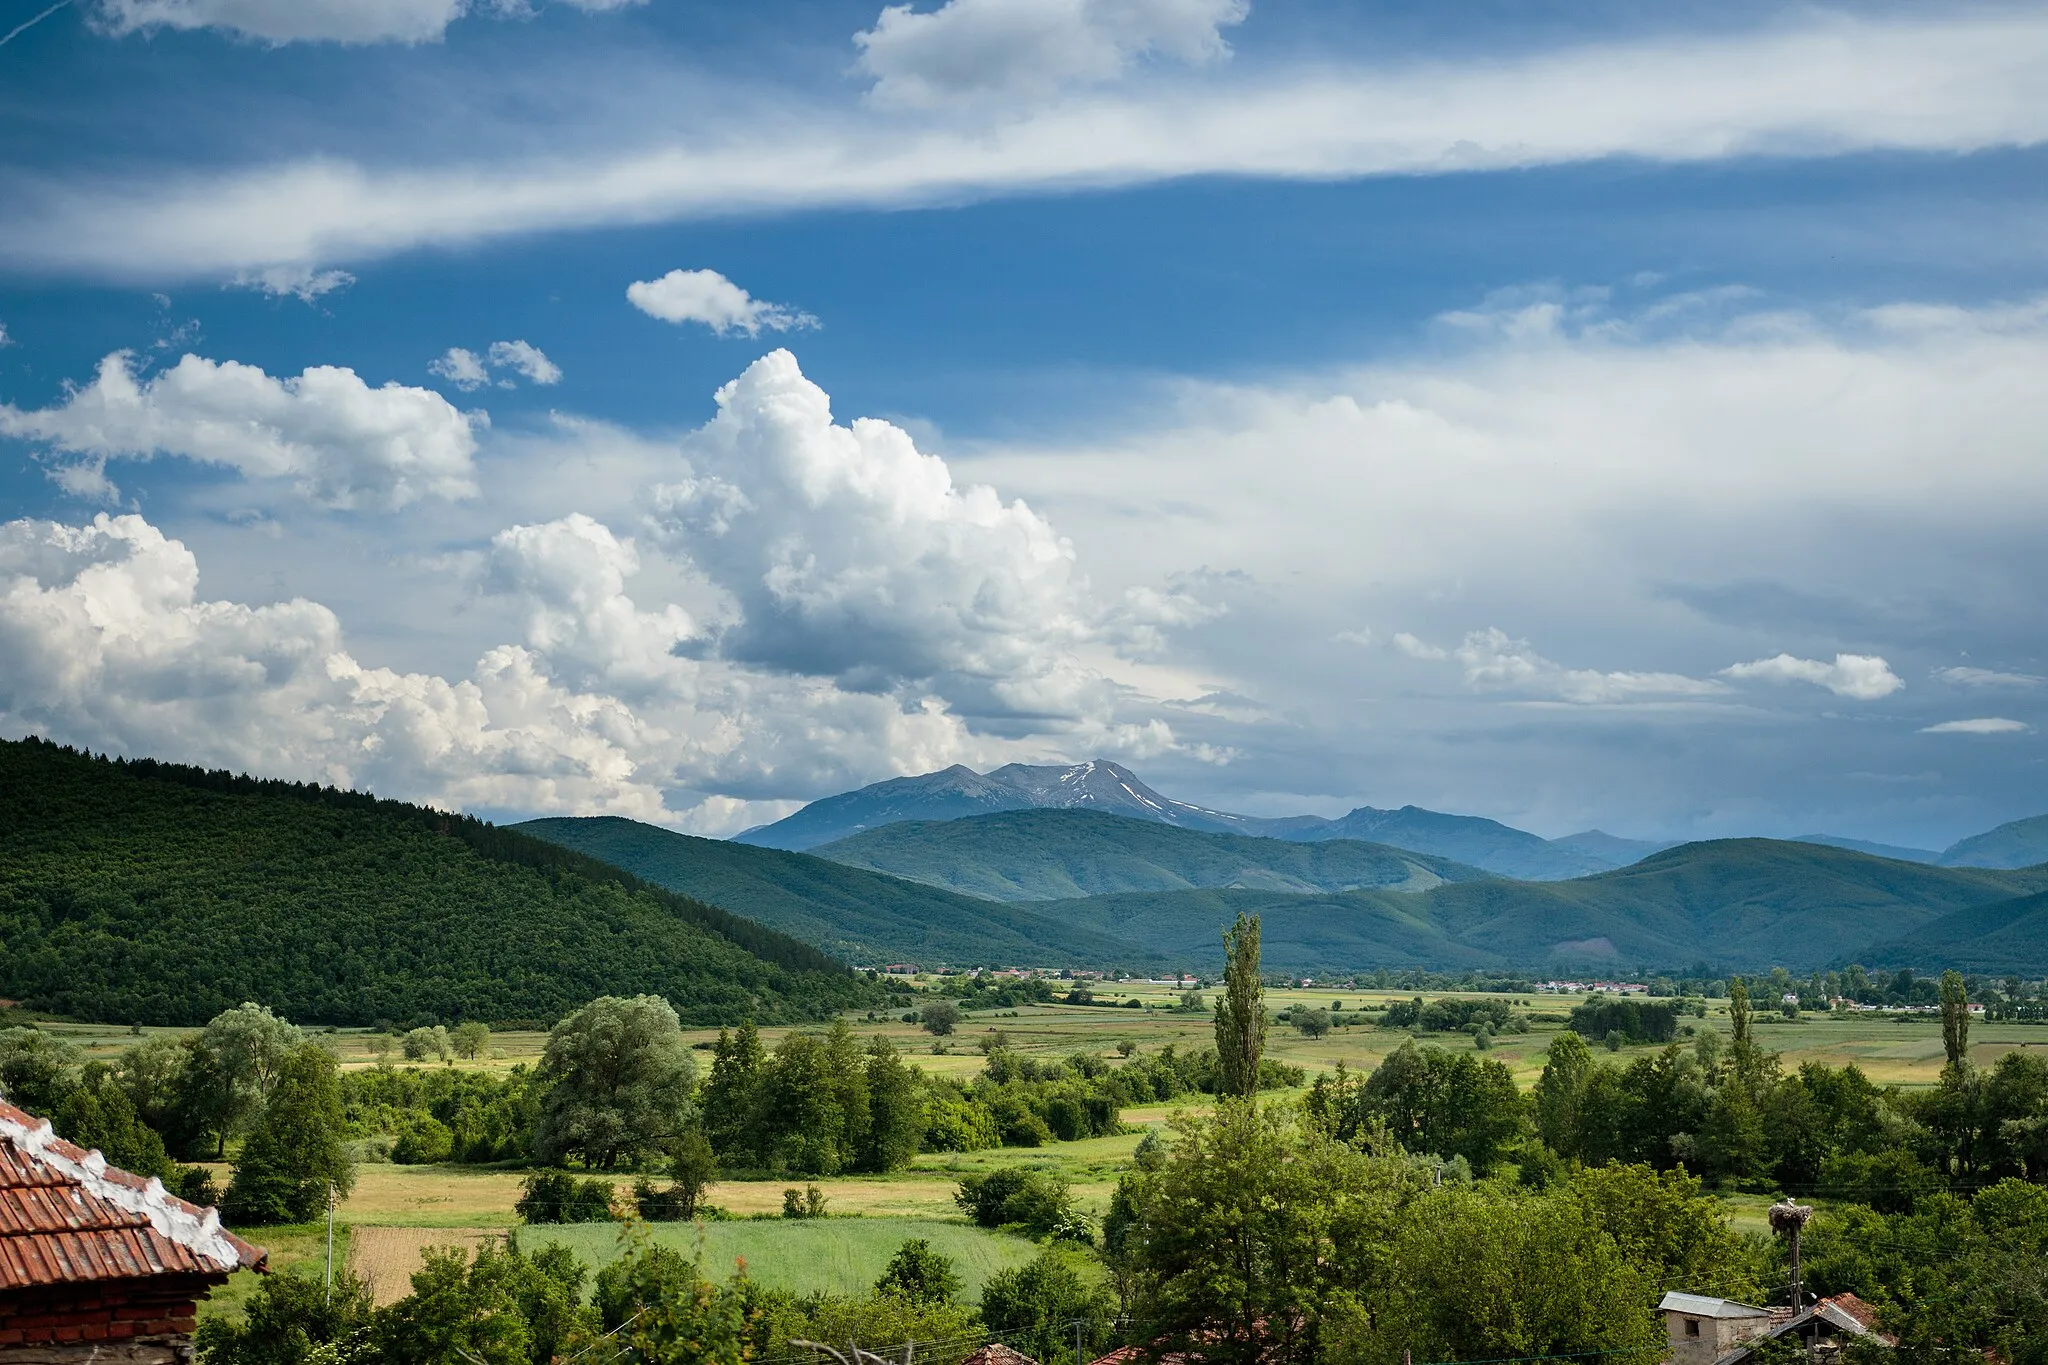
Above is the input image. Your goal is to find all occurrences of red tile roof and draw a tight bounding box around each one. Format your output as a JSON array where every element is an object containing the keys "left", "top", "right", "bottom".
[
  {"left": 961, "top": 1346, "right": 1040, "bottom": 1365},
  {"left": 0, "top": 1099, "right": 266, "bottom": 1291}
]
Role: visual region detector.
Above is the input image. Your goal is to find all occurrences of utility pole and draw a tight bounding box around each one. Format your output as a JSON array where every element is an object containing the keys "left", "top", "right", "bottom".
[
  {"left": 325, "top": 1181, "right": 336, "bottom": 1301},
  {"left": 1768, "top": 1199, "right": 1815, "bottom": 1311}
]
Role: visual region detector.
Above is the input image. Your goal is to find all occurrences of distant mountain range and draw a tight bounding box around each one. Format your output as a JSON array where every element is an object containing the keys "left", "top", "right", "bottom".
[
  {"left": 738, "top": 759, "right": 2048, "bottom": 879},
  {"left": 810, "top": 808, "right": 1496, "bottom": 900},
  {"left": 522, "top": 811, "right": 2048, "bottom": 975}
]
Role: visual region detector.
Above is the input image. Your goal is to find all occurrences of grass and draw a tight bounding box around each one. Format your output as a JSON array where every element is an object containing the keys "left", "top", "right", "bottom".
[{"left": 520, "top": 1218, "right": 1040, "bottom": 1300}]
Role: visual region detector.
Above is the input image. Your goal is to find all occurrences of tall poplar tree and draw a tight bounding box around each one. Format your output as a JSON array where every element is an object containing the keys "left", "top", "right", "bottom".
[
  {"left": 1940, "top": 970, "right": 1972, "bottom": 1071},
  {"left": 1214, "top": 914, "right": 1265, "bottom": 1098}
]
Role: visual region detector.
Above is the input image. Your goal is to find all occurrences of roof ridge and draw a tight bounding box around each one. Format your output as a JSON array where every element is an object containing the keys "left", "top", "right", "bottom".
[{"left": 0, "top": 1099, "right": 255, "bottom": 1271}]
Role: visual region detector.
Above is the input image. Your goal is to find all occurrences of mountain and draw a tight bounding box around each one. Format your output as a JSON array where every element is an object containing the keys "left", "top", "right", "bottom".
[
  {"left": 1939, "top": 814, "right": 2048, "bottom": 870},
  {"left": 1282, "top": 806, "right": 1616, "bottom": 880},
  {"left": 735, "top": 760, "right": 1304, "bottom": 851},
  {"left": 809, "top": 808, "right": 1497, "bottom": 901},
  {"left": 1017, "top": 839, "right": 2048, "bottom": 973},
  {"left": 1866, "top": 890, "right": 2048, "bottom": 974},
  {"left": 515, "top": 815, "right": 1156, "bottom": 967},
  {"left": 739, "top": 760, "right": 1628, "bottom": 879},
  {"left": 1549, "top": 830, "right": 1680, "bottom": 865},
  {"left": 1792, "top": 835, "right": 1941, "bottom": 864},
  {"left": 0, "top": 737, "right": 871, "bottom": 1027}
]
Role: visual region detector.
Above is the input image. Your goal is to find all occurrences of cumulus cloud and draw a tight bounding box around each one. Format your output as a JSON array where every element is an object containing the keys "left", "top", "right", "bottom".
[
  {"left": 855, "top": 0, "right": 1247, "bottom": 108},
  {"left": 485, "top": 514, "right": 695, "bottom": 694},
  {"left": 429, "top": 347, "right": 491, "bottom": 391},
  {"left": 626, "top": 270, "right": 816, "bottom": 337},
  {"left": 0, "top": 351, "right": 479, "bottom": 510},
  {"left": 0, "top": 322, "right": 13, "bottom": 347},
  {"left": 1391, "top": 632, "right": 1447, "bottom": 662},
  {"left": 650, "top": 349, "right": 1115, "bottom": 719},
  {"left": 1455, "top": 628, "right": 1725, "bottom": 705},
  {"left": 0, "top": 510, "right": 986, "bottom": 829},
  {"left": 1723, "top": 653, "right": 1904, "bottom": 700},
  {"left": 1921, "top": 717, "right": 2032, "bottom": 735},
  {"left": 430, "top": 340, "right": 560, "bottom": 391},
  {"left": 1938, "top": 666, "right": 2044, "bottom": 688},
  {"left": 90, "top": 0, "right": 643, "bottom": 44},
  {"left": 229, "top": 264, "right": 355, "bottom": 302},
  {"left": 487, "top": 340, "right": 562, "bottom": 386}
]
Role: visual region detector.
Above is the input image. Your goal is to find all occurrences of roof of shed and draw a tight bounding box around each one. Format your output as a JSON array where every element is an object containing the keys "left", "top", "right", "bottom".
[
  {"left": 0, "top": 1099, "right": 266, "bottom": 1292},
  {"left": 1658, "top": 1293, "right": 1773, "bottom": 1319}
]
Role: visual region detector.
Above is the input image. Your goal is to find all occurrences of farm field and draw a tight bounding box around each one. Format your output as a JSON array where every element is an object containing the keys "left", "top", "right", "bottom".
[{"left": 70, "top": 982, "right": 2048, "bottom": 1326}]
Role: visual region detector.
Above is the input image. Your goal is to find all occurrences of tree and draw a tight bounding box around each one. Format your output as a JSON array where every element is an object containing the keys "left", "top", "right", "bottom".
[
  {"left": 700, "top": 1023, "right": 764, "bottom": 1164},
  {"left": 531, "top": 995, "right": 696, "bottom": 1170},
  {"left": 193, "top": 1264, "right": 373, "bottom": 1365},
  {"left": 1357, "top": 1183, "right": 1667, "bottom": 1364},
  {"left": 452, "top": 1021, "right": 492, "bottom": 1061},
  {"left": 861, "top": 1036, "right": 925, "bottom": 1173},
  {"left": 1120, "top": 1102, "right": 1427, "bottom": 1365},
  {"left": 1293, "top": 1008, "right": 1332, "bottom": 1038},
  {"left": 1535, "top": 1032, "right": 1596, "bottom": 1159},
  {"left": 1942, "top": 969, "right": 1972, "bottom": 1071},
  {"left": 1213, "top": 913, "right": 1265, "bottom": 1098},
  {"left": 0, "top": 1027, "right": 83, "bottom": 1115},
  {"left": 374, "top": 1241, "right": 591, "bottom": 1365},
  {"left": 404, "top": 1026, "right": 452, "bottom": 1063},
  {"left": 921, "top": 1000, "right": 961, "bottom": 1036},
  {"left": 54, "top": 1075, "right": 177, "bottom": 1181},
  {"left": 669, "top": 1125, "right": 718, "bottom": 1220},
  {"left": 189, "top": 1003, "right": 303, "bottom": 1156},
  {"left": 980, "top": 1248, "right": 1111, "bottom": 1365},
  {"left": 223, "top": 1043, "right": 354, "bottom": 1225},
  {"left": 876, "top": 1238, "right": 962, "bottom": 1304},
  {"left": 1347, "top": 1041, "right": 1527, "bottom": 1174}
]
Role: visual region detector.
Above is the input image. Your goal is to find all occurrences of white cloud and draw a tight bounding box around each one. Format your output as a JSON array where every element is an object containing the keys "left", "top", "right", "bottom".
[
  {"left": 431, "top": 341, "right": 561, "bottom": 390},
  {"left": 1920, "top": 717, "right": 2032, "bottom": 735},
  {"left": 1937, "top": 666, "right": 2044, "bottom": 689},
  {"left": 485, "top": 514, "right": 695, "bottom": 694},
  {"left": 95, "top": 0, "right": 468, "bottom": 43},
  {"left": 0, "top": 351, "right": 479, "bottom": 510},
  {"left": 0, "top": 322, "right": 13, "bottom": 348},
  {"left": 1391, "top": 632, "right": 1447, "bottom": 662},
  {"left": 16, "top": 11, "right": 2048, "bottom": 278},
  {"left": 855, "top": 0, "right": 1246, "bottom": 108},
  {"left": 90, "top": 0, "right": 644, "bottom": 44},
  {"left": 1723, "top": 653, "right": 1904, "bottom": 701},
  {"left": 229, "top": 264, "right": 355, "bottom": 302},
  {"left": 429, "top": 347, "right": 491, "bottom": 392},
  {"left": 487, "top": 340, "right": 562, "bottom": 386},
  {"left": 626, "top": 270, "right": 817, "bottom": 337},
  {"left": 651, "top": 349, "right": 1116, "bottom": 720},
  {"left": 1456, "top": 627, "right": 1725, "bottom": 705}
]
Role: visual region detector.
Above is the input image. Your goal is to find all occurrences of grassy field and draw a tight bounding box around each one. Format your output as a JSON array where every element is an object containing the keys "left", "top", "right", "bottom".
[
  {"left": 49, "top": 981, "right": 2048, "bottom": 1328},
  {"left": 523, "top": 1219, "right": 1040, "bottom": 1299}
]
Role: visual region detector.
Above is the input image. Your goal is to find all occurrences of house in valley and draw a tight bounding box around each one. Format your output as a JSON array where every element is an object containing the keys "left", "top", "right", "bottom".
[{"left": 0, "top": 1100, "right": 266, "bottom": 1363}]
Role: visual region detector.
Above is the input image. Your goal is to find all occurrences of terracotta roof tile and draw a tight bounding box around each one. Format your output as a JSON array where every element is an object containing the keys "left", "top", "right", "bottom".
[{"left": 0, "top": 1099, "right": 266, "bottom": 1291}]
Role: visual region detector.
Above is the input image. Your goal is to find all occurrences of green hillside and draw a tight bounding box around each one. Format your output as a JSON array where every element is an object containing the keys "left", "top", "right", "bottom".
[
  {"left": 809, "top": 808, "right": 1495, "bottom": 901},
  {"left": 1865, "top": 890, "right": 2048, "bottom": 974},
  {"left": 1023, "top": 839, "right": 2048, "bottom": 973},
  {"left": 0, "top": 737, "right": 873, "bottom": 1027},
  {"left": 514, "top": 816, "right": 1156, "bottom": 968},
  {"left": 1941, "top": 814, "right": 2048, "bottom": 869}
]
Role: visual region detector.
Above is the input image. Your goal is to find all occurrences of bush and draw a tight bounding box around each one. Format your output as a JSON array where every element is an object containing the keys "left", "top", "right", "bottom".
[
  {"left": 516, "top": 1169, "right": 618, "bottom": 1224},
  {"left": 782, "top": 1184, "right": 829, "bottom": 1219},
  {"left": 391, "top": 1115, "right": 454, "bottom": 1165},
  {"left": 876, "top": 1238, "right": 962, "bottom": 1304},
  {"left": 955, "top": 1168, "right": 1082, "bottom": 1239},
  {"left": 980, "top": 1248, "right": 1110, "bottom": 1364}
]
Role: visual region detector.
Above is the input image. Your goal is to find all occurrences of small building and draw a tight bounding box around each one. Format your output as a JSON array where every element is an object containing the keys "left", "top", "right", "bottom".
[
  {"left": 1, "top": 1100, "right": 266, "bottom": 1364},
  {"left": 1712, "top": 1294, "right": 1890, "bottom": 1365},
  {"left": 1657, "top": 1292, "right": 1776, "bottom": 1365}
]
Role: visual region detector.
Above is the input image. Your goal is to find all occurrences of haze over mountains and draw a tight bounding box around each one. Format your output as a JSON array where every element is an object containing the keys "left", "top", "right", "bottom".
[{"left": 739, "top": 760, "right": 2048, "bottom": 877}]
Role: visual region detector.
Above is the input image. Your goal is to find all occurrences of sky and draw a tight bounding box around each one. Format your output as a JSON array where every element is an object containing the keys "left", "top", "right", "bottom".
[{"left": 0, "top": 0, "right": 2044, "bottom": 850}]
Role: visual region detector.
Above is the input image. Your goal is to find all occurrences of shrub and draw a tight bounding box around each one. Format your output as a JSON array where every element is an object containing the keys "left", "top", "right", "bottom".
[
  {"left": 516, "top": 1169, "right": 617, "bottom": 1224},
  {"left": 955, "top": 1168, "right": 1081, "bottom": 1239},
  {"left": 391, "top": 1115, "right": 454, "bottom": 1165}
]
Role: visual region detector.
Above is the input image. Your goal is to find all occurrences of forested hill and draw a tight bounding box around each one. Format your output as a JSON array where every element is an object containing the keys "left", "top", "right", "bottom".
[
  {"left": 0, "top": 737, "right": 876, "bottom": 1027},
  {"left": 515, "top": 815, "right": 1153, "bottom": 968},
  {"left": 809, "top": 808, "right": 1496, "bottom": 900}
]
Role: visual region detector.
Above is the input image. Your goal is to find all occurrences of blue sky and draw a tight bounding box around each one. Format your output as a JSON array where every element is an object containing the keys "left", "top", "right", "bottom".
[{"left": 1, "top": 0, "right": 2044, "bottom": 849}]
